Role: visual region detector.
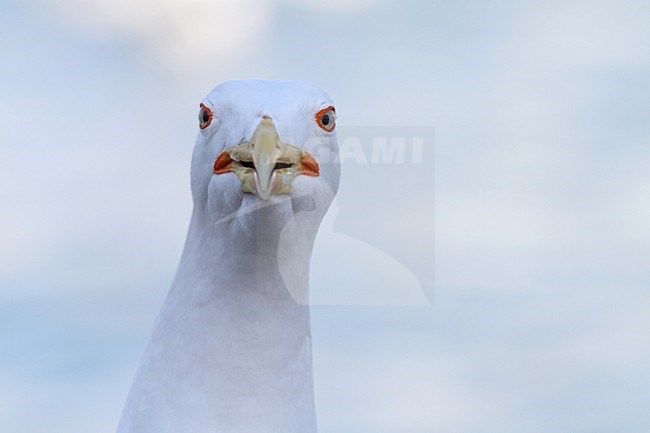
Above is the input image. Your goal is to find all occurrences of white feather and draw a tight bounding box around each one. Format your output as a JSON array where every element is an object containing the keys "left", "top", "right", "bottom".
[{"left": 117, "top": 80, "right": 339, "bottom": 433}]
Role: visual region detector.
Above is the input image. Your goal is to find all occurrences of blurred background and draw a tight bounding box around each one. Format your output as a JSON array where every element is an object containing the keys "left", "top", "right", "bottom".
[{"left": 1, "top": 0, "right": 649, "bottom": 432}]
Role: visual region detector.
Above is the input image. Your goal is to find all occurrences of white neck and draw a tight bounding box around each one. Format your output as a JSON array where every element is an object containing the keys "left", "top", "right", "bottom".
[{"left": 117, "top": 200, "right": 319, "bottom": 433}]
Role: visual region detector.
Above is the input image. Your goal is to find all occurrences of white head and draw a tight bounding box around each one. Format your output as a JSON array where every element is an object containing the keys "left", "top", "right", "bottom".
[{"left": 189, "top": 80, "right": 340, "bottom": 244}]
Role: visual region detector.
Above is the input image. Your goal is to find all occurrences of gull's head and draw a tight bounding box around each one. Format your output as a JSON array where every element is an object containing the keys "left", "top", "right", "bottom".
[{"left": 190, "top": 80, "right": 340, "bottom": 229}]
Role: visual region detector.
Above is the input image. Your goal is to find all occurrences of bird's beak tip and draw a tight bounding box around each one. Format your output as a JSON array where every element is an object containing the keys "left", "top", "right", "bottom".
[{"left": 213, "top": 116, "right": 320, "bottom": 199}]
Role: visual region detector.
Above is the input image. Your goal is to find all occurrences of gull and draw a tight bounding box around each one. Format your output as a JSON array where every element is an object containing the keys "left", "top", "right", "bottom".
[{"left": 116, "top": 80, "right": 340, "bottom": 433}]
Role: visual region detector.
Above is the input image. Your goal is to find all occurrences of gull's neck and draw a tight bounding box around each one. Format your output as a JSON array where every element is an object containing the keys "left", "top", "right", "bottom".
[{"left": 117, "top": 203, "right": 318, "bottom": 433}]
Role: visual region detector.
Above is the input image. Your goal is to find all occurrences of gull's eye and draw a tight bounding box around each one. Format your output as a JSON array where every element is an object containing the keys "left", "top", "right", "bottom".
[
  {"left": 315, "top": 106, "right": 336, "bottom": 132},
  {"left": 199, "top": 103, "right": 213, "bottom": 129}
]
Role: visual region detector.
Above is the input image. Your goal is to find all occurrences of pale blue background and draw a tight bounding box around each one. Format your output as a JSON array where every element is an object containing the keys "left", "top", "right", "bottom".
[{"left": 1, "top": 0, "right": 649, "bottom": 432}]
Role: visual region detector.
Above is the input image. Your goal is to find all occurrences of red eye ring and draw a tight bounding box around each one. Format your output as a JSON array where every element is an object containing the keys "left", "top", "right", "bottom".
[
  {"left": 199, "top": 103, "right": 213, "bottom": 129},
  {"left": 315, "top": 106, "right": 336, "bottom": 132}
]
